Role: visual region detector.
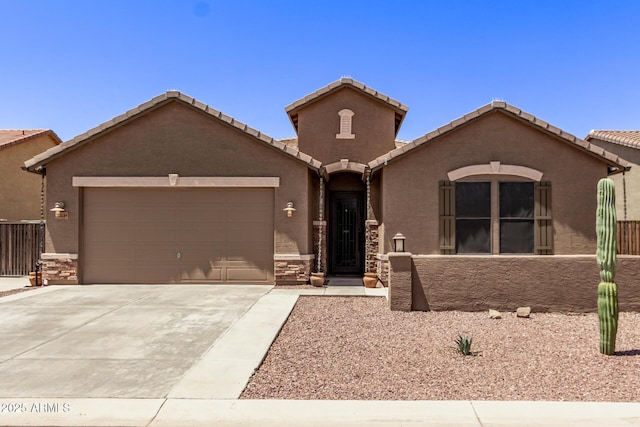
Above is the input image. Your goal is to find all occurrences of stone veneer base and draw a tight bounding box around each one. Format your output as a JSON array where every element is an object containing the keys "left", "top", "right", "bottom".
[
  {"left": 40, "top": 253, "right": 79, "bottom": 285},
  {"left": 274, "top": 254, "right": 315, "bottom": 284}
]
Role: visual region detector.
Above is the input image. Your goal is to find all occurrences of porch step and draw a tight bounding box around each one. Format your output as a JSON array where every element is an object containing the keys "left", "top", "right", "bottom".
[{"left": 325, "top": 276, "right": 364, "bottom": 287}]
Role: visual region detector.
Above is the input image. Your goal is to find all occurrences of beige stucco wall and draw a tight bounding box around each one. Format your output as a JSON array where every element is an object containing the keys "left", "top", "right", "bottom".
[
  {"left": 296, "top": 87, "right": 397, "bottom": 164},
  {"left": 43, "top": 100, "right": 312, "bottom": 256},
  {"left": 410, "top": 255, "right": 640, "bottom": 312},
  {"left": 381, "top": 111, "right": 609, "bottom": 255},
  {"left": 0, "top": 135, "right": 58, "bottom": 220},
  {"left": 588, "top": 138, "right": 640, "bottom": 220}
]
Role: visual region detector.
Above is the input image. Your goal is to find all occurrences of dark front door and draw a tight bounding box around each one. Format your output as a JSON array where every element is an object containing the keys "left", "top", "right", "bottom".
[{"left": 329, "top": 192, "right": 364, "bottom": 274}]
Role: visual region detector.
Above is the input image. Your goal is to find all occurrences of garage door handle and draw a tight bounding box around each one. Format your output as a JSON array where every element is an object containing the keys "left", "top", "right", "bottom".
[{"left": 177, "top": 252, "right": 181, "bottom": 259}]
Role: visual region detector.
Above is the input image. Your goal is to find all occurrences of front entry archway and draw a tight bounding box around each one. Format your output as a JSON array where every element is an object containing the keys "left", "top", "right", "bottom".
[{"left": 327, "top": 173, "right": 365, "bottom": 275}]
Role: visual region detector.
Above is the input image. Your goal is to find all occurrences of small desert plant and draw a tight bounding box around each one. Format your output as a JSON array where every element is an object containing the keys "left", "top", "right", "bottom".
[{"left": 453, "top": 334, "right": 478, "bottom": 356}]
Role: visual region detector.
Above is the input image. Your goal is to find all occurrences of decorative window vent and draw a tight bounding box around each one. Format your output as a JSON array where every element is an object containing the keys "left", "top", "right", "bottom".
[{"left": 336, "top": 109, "right": 355, "bottom": 139}]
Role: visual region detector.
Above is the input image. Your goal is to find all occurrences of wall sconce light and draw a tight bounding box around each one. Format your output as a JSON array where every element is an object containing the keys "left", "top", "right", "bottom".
[
  {"left": 283, "top": 201, "right": 296, "bottom": 217},
  {"left": 50, "top": 201, "right": 67, "bottom": 218},
  {"left": 392, "top": 233, "right": 405, "bottom": 252}
]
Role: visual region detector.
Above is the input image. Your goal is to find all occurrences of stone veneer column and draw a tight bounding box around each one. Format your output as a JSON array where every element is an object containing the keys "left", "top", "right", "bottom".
[
  {"left": 312, "top": 221, "right": 327, "bottom": 273},
  {"left": 365, "top": 220, "right": 379, "bottom": 273},
  {"left": 388, "top": 252, "right": 412, "bottom": 311},
  {"left": 274, "top": 254, "right": 315, "bottom": 284},
  {"left": 41, "top": 253, "right": 79, "bottom": 285}
]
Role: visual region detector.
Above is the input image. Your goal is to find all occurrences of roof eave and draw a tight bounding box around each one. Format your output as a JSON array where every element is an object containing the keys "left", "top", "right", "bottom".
[
  {"left": 369, "top": 102, "right": 630, "bottom": 173},
  {"left": 24, "top": 92, "right": 323, "bottom": 173}
]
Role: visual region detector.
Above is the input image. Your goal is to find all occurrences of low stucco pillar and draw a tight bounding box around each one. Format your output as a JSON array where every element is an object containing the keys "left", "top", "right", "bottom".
[{"left": 388, "top": 252, "right": 412, "bottom": 311}]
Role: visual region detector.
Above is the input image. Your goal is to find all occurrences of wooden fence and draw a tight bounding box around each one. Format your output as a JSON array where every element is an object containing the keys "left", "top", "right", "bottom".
[
  {"left": 0, "top": 221, "right": 45, "bottom": 276},
  {"left": 618, "top": 221, "right": 640, "bottom": 255}
]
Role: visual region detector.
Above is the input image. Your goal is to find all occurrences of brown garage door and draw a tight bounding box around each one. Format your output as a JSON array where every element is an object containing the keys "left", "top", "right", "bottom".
[{"left": 82, "top": 187, "right": 274, "bottom": 284}]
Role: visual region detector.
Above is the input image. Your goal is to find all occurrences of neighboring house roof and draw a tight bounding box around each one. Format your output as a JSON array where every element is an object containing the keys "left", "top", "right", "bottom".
[
  {"left": 285, "top": 78, "right": 409, "bottom": 135},
  {"left": 368, "top": 101, "right": 631, "bottom": 174},
  {"left": 0, "top": 129, "right": 62, "bottom": 150},
  {"left": 25, "top": 91, "right": 322, "bottom": 173},
  {"left": 586, "top": 130, "right": 640, "bottom": 149}
]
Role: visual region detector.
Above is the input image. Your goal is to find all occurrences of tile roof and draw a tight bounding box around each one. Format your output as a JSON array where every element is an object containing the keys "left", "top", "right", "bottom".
[
  {"left": 285, "top": 78, "right": 409, "bottom": 135},
  {"left": 25, "top": 92, "right": 322, "bottom": 173},
  {"left": 586, "top": 130, "right": 640, "bottom": 149},
  {"left": 0, "top": 129, "right": 62, "bottom": 150},
  {"left": 368, "top": 101, "right": 630, "bottom": 174}
]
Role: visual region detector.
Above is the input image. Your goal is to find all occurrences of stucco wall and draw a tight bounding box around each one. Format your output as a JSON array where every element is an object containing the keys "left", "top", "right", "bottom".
[
  {"left": 44, "top": 100, "right": 312, "bottom": 255},
  {"left": 381, "top": 111, "right": 609, "bottom": 255},
  {"left": 410, "top": 255, "right": 640, "bottom": 312},
  {"left": 0, "top": 135, "right": 58, "bottom": 220},
  {"left": 296, "top": 87, "right": 397, "bottom": 164},
  {"left": 588, "top": 138, "right": 640, "bottom": 221}
]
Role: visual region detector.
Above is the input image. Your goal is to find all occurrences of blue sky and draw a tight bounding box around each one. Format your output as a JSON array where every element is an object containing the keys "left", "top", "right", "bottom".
[{"left": 1, "top": 1, "right": 638, "bottom": 142}]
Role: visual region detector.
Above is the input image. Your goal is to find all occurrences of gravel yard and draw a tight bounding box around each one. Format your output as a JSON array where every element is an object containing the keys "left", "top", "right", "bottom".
[{"left": 241, "top": 296, "right": 640, "bottom": 401}]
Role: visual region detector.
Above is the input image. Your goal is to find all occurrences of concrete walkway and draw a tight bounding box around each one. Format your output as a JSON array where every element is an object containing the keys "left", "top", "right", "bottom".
[
  {"left": 0, "top": 276, "right": 31, "bottom": 292},
  {"left": 0, "top": 279, "right": 639, "bottom": 426}
]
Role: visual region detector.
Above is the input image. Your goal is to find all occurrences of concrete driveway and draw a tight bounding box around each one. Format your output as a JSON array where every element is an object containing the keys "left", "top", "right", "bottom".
[{"left": 0, "top": 284, "right": 280, "bottom": 399}]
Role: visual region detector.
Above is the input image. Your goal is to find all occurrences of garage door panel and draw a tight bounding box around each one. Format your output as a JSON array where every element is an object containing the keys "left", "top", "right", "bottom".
[
  {"left": 228, "top": 226, "right": 271, "bottom": 242},
  {"left": 227, "top": 267, "right": 269, "bottom": 281},
  {"left": 84, "top": 245, "right": 135, "bottom": 262},
  {"left": 179, "top": 207, "right": 227, "bottom": 223},
  {"left": 133, "top": 244, "right": 181, "bottom": 264},
  {"left": 226, "top": 244, "right": 271, "bottom": 262},
  {"left": 85, "top": 207, "right": 135, "bottom": 223},
  {"left": 85, "top": 224, "right": 137, "bottom": 243},
  {"left": 134, "top": 265, "right": 182, "bottom": 284},
  {"left": 180, "top": 225, "right": 227, "bottom": 242},
  {"left": 83, "top": 262, "right": 135, "bottom": 283},
  {"left": 135, "top": 225, "right": 181, "bottom": 242},
  {"left": 83, "top": 187, "right": 274, "bottom": 284},
  {"left": 135, "top": 207, "right": 180, "bottom": 223},
  {"left": 180, "top": 266, "right": 224, "bottom": 281}
]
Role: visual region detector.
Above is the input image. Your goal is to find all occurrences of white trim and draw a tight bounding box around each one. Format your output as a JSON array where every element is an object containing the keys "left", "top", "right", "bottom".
[
  {"left": 41, "top": 253, "right": 78, "bottom": 260},
  {"left": 73, "top": 176, "right": 280, "bottom": 188},
  {"left": 447, "top": 162, "right": 543, "bottom": 182},
  {"left": 273, "top": 254, "right": 315, "bottom": 261},
  {"left": 323, "top": 160, "right": 367, "bottom": 175}
]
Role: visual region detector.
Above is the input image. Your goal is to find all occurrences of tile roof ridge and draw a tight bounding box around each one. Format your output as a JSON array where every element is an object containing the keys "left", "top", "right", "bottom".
[{"left": 284, "top": 78, "right": 409, "bottom": 114}]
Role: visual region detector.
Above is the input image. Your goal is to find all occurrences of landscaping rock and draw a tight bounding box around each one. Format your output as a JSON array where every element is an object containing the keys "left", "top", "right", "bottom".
[
  {"left": 489, "top": 309, "right": 502, "bottom": 319},
  {"left": 517, "top": 306, "right": 531, "bottom": 318}
]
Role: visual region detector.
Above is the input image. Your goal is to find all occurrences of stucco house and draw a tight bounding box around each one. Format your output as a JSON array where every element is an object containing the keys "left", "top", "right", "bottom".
[
  {"left": 0, "top": 130, "right": 61, "bottom": 221},
  {"left": 24, "top": 79, "right": 640, "bottom": 312},
  {"left": 586, "top": 131, "right": 640, "bottom": 221}
]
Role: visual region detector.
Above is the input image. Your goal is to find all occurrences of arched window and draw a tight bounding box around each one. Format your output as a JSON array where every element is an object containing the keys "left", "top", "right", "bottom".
[{"left": 336, "top": 109, "right": 355, "bottom": 139}]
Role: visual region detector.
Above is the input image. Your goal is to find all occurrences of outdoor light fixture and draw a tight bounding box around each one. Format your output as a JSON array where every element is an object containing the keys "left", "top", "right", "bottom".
[
  {"left": 283, "top": 201, "right": 296, "bottom": 217},
  {"left": 50, "top": 202, "right": 66, "bottom": 218},
  {"left": 393, "top": 233, "right": 406, "bottom": 252}
]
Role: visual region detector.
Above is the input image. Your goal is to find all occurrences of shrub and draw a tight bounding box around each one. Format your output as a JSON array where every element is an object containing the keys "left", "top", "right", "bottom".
[{"left": 453, "top": 334, "right": 478, "bottom": 356}]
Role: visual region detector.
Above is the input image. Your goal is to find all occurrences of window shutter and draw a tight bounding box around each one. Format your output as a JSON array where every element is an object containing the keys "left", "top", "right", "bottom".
[
  {"left": 535, "top": 181, "right": 552, "bottom": 255},
  {"left": 439, "top": 181, "right": 455, "bottom": 254}
]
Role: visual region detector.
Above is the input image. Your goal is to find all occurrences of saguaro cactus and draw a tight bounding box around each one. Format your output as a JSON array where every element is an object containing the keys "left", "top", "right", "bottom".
[{"left": 596, "top": 178, "right": 618, "bottom": 355}]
